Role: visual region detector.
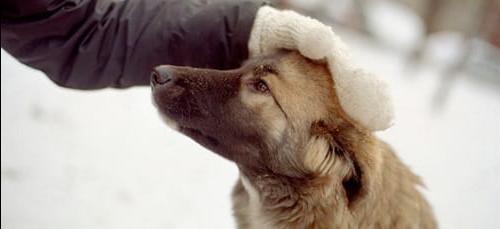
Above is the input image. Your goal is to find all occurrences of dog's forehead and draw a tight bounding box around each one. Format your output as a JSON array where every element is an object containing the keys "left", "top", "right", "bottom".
[
  {"left": 243, "top": 52, "right": 326, "bottom": 78},
  {"left": 242, "top": 51, "right": 291, "bottom": 69}
]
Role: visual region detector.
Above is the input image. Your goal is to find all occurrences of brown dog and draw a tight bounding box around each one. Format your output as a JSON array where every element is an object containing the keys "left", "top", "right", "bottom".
[{"left": 151, "top": 52, "right": 436, "bottom": 229}]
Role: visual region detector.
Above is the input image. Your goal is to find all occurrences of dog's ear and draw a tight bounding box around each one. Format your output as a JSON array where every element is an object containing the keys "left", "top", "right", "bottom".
[
  {"left": 303, "top": 121, "right": 344, "bottom": 176},
  {"left": 306, "top": 120, "right": 381, "bottom": 208}
]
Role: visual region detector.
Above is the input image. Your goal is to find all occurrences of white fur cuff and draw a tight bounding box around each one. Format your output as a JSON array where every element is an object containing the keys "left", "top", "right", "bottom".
[{"left": 249, "top": 6, "right": 394, "bottom": 131}]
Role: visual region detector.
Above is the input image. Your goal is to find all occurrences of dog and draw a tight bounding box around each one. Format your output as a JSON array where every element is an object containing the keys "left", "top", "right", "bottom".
[{"left": 151, "top": 51, "right": 436, "bottom": 228}]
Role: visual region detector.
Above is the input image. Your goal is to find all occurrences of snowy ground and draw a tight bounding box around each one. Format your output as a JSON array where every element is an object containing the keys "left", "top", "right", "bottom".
[{"left": 2, "top": 14, "right": 500, "bottom": 229}]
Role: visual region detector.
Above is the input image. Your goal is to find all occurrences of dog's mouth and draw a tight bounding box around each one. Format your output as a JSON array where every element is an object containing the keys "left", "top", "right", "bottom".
[{"left": 179, "top": 126, "right": 220, "bottom": 148}]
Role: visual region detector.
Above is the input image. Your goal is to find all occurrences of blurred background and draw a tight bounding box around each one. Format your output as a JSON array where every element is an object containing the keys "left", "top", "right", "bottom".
[{"left": 2, "top": 0, "right": 500, "bottom": 228}]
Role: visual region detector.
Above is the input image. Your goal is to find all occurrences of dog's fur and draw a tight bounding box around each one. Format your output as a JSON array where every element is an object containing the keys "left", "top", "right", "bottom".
[{"left": 151, "top": 52, "right": 436, "bottom": 228}]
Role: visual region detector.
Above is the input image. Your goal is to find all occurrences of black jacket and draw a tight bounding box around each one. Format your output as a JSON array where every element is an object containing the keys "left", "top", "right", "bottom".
[{"left": 1, "top": 0, "right": 262, "bottom": 89}]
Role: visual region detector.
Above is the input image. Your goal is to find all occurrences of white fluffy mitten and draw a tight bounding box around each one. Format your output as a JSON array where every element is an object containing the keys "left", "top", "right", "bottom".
[{"left": 248, "top": 6, "right": 394, "bottom": 131}]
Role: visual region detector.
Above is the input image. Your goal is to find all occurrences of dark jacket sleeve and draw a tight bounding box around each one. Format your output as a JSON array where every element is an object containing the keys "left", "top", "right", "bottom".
[{"left": 0, "top": 0, "right": 262, "bottom": 89}]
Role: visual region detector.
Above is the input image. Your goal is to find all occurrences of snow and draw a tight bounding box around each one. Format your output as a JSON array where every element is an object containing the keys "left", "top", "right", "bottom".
[
  {"left": 2, "top": 3, "right": 500, "bottom": 228},
  {"left": 1, "top": 51, "right": 239, "bottom": 229},
  {"left": 365, "top": 0, "right": 424, "bottom": 50}
]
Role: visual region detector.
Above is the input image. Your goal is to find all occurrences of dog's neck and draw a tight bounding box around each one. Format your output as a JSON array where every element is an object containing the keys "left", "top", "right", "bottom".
[
  {"left": 239, "top": 170, "right": 351, "bottom": 229},
  {"left": 236, "top": 130, "right": 381, "bottom": 228}
]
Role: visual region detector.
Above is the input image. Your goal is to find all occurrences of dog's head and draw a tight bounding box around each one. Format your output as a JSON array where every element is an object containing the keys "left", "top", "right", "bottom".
[{"left": 152, "top": 52, "right": 380, "bottom": 204}]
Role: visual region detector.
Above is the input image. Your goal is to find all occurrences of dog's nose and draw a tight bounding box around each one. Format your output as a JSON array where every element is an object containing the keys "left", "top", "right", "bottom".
[{"left": 151, "top": 66, "right": 173, "bottom": 85}]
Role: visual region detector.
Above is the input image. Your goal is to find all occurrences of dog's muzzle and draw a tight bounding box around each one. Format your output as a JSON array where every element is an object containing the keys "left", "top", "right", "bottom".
[{"left": 151, "top": 66, "right": 174, "bottom": 87}]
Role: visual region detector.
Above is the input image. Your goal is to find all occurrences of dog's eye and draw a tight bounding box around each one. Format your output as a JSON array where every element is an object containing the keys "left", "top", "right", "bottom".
[{"left": 254, "top": 80, "right": 270, "bottom": 93}]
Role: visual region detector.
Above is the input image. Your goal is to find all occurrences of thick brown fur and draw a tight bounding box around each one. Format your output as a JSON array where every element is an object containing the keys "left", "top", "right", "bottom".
[{"left": 152, "top": 52, "right": 436, "bottom": 229}]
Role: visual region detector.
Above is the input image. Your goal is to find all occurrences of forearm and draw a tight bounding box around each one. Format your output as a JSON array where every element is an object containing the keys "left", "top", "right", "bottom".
[{"left": 1, "top": 0, "right": 262, "bottom": 89}]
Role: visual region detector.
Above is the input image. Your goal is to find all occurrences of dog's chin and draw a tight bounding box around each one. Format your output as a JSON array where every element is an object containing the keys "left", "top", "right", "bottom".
[
  {"left": 157, "top": 112, "right": 180, "bottom": 130},
  {"left": 154, "top": 100, "right": 220, "bottom": 150}
]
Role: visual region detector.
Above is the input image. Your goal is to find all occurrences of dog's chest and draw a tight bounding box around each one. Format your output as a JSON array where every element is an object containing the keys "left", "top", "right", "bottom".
[{"left": 240, "top": 176, "right": 275, "bottom": 229}]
